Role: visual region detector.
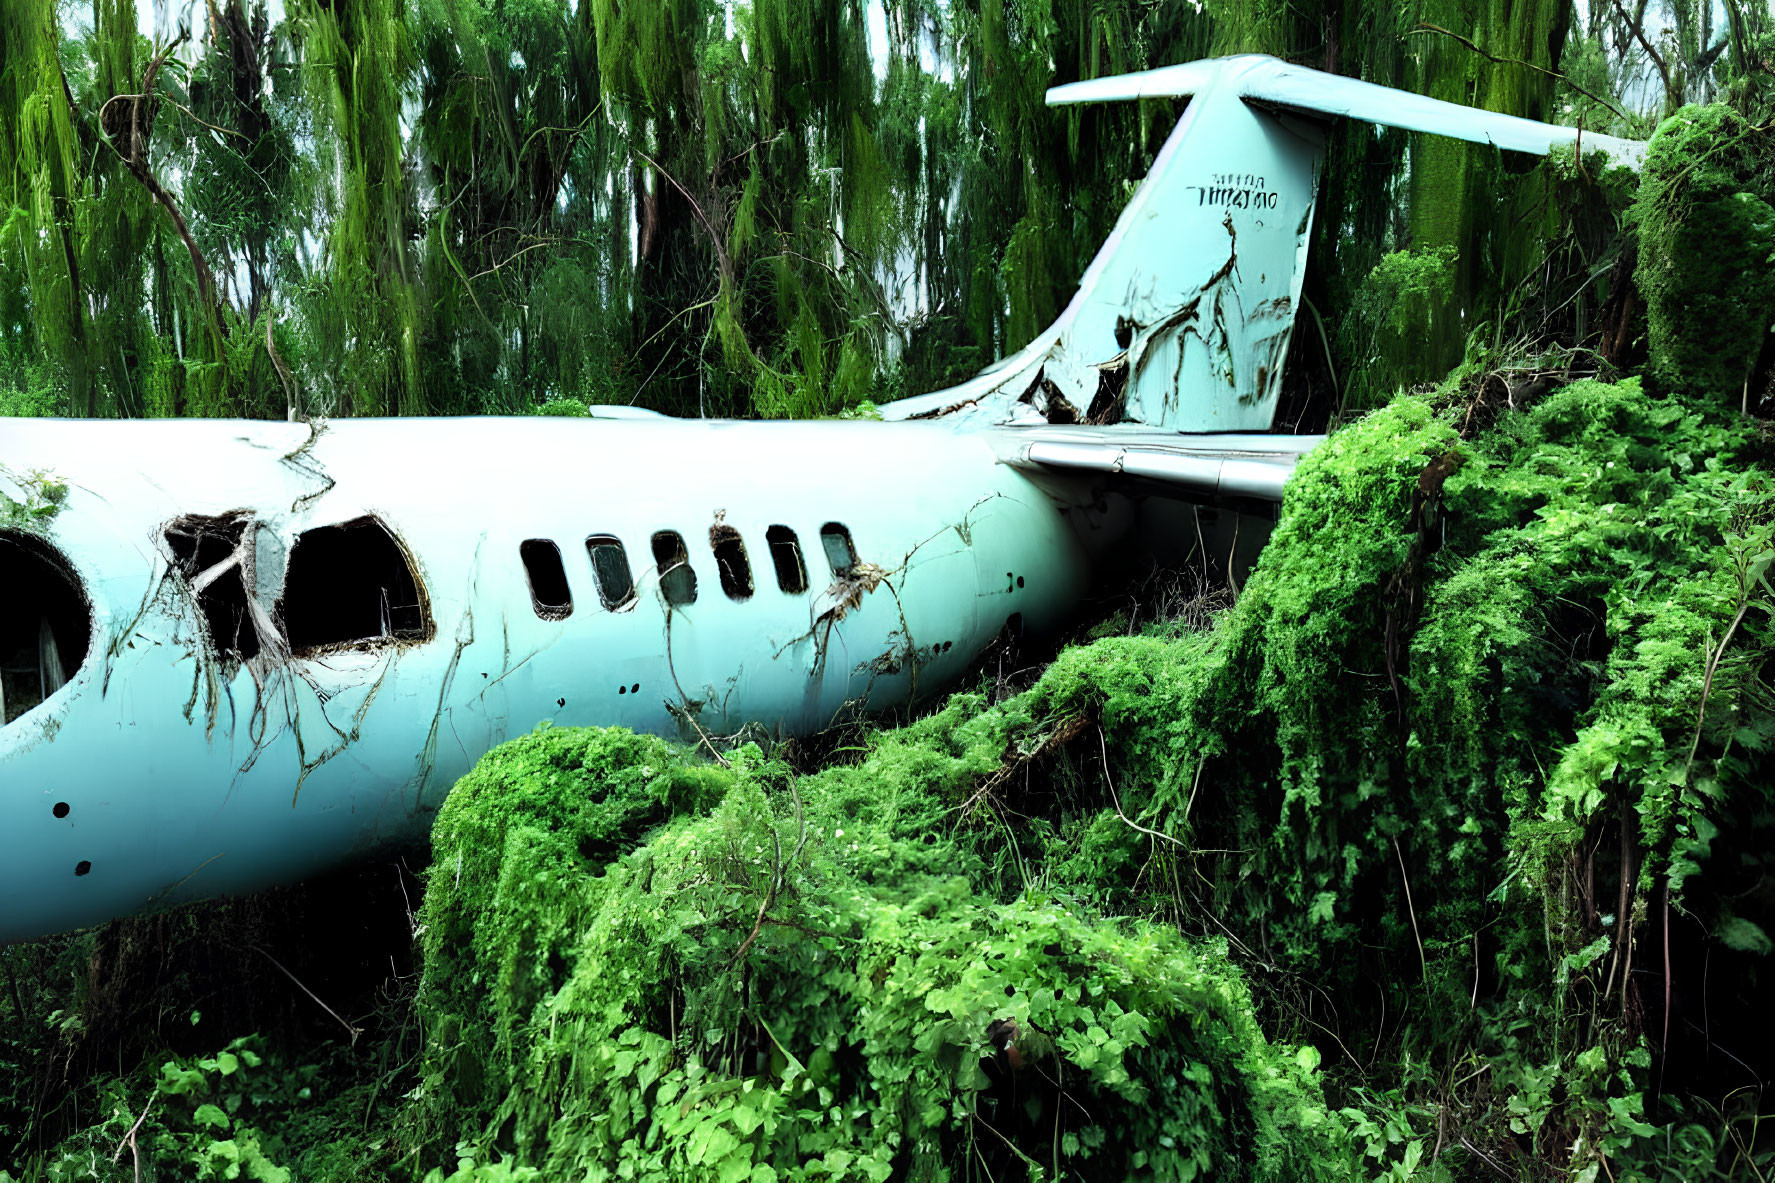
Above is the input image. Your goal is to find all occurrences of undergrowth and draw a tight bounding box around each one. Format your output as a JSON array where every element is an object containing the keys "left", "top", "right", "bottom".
[{"left": 410, "top": 718, "right": 1346, "bottom": 1180}]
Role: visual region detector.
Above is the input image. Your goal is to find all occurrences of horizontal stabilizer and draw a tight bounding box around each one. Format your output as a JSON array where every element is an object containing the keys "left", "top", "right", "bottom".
[{"left": 1047, "top": 55, "right": 1646, "bottom": 169}]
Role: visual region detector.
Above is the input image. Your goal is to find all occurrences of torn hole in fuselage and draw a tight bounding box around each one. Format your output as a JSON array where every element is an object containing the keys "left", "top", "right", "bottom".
[
  {"left": 164, "top": 512, "right": 263, "bottom": 671},
  {"left": 279, "top": 516, "right": 433, "bottom": 652},
  {"left": 0, "top": 531, "right": 93, "bottom": 725}
]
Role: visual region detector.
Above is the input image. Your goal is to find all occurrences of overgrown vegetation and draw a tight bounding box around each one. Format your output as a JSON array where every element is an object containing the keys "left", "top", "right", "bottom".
[
  {"left": 385, "top": 366, "right": 1768, "bottom": 1178},
  {"left": 7, "top": 359, "right": 1769, "bottom": 1177}
]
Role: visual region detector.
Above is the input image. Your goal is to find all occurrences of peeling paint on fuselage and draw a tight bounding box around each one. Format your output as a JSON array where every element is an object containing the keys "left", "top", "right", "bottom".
[{"left": 0, "top": 417, "right": 1088, "bottom": 940}]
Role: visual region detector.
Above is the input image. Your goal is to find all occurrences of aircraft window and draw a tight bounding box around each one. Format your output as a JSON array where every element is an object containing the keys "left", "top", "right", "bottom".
[
  {"left": 281, "top": 516, "right": 430, "bottom": 651},
  {"left": 651, "top": 531, "right": 698, "bottom": 606},
  {"left": 819, "top": 522, "right": 857, "bottom": 578},
  {"left": 164, "top": 513, "right": 260, "bottom": 663},
  {"left": 519, "top": 540, "right": 574, "bottom": 619},
  {"left": 585, "top": 536, "right": 637, "bottom": 610},
  {"left": 766, "top": 525, "right": 808, "bottom": 594},
  {"left": 709, "top": 525, "right": 754, "bottom": 601},
  {"left": 0, "top": 532, "right": 91, "bottom": 725}
]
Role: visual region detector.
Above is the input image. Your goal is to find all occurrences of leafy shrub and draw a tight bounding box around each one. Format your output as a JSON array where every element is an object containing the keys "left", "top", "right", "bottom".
[
  {"left": 413, "top": 730, "right": 1352, "bottom": 1180},
  {"left": 18, "top": 1034, "right": 295, "bottom": 1182},
  {"left": 1335, "top": 246, "right": 1460, "bottom": 413}
]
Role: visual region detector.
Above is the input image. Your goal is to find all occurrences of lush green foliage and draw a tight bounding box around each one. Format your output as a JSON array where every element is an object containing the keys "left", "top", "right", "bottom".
[
  {"left": 6, "top": 9, "right": 1775, "bottom": 1183},
  {"left": 410, "top": 719, "right": 1349, "bottom": 1180}
]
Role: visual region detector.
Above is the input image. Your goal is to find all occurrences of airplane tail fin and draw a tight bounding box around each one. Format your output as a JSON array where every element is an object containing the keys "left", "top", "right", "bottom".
[{"left": 884, "top": 55, "right": 1643, "bottom": 438}]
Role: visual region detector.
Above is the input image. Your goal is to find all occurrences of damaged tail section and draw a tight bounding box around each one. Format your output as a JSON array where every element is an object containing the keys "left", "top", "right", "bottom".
[{"left": 883, "top": 54, "right": 1644, "bottom": 436}]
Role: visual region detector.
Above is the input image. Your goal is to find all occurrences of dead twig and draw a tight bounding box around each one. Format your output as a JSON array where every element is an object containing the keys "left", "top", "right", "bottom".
[
  {"left": 967, "top": 1110, "right": 1046, "bottom": 1171},
  {"left": 1459, "top": 1134, "right": 1516, "bottom": 1180},
  {"left": 1098, "top": 727, "right": 1188, "bottom": 850},
  {"left": 1394, "top": 835, "right": 1429, "bottom": 988},
  {"left": 1411, "top": 23, "right": 1632, "bottom": 121},
  {"left": 729, "top": 821, "right": 782, "bottom": 966},
  {"left": 112, "top": 1092, "right": 155, "bottom": 1182},
  {"left": 249, "top": 944, "right": 362, "bottom": 1046},
  {"left": 945, "top": 715, "right": 1090, "bottom": 825}
]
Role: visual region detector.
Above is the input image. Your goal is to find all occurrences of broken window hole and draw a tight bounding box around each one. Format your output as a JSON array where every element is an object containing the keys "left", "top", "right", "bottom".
[
  {"left": 819, "top": 523, "right": 857, "bottom": 579},
  {"left": 652, "top": 532, "right": 697, "bottom": 606},
  {"left": 766, "top": 525, "right": 808, "bottom": 594},
  {"left": 710, "top": 525, "right": 754, "bottom": 601},
  {"left": 74, "top": 860, "right": 91, "bottom": 877},
  {"left": 519, "top": 539, "right": 573, "bottom": 620},
  {"left": 281, "top": 516, "right": 431, "bottom": 651},
  {"left": 585, "top": 535, "right": 637, "bottom": 611},
  {"left": 52, "top": 802, "right": 69, "bottom": 818},
  {"left": 164, "top": 514, "right": 260, "bottom": 666},
  {"left": 0, "top": 531, "right": 91, "bottom": 726}
]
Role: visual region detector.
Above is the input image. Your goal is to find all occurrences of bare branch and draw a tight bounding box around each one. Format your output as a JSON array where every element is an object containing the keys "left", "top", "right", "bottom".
[
  {"left": 111, "top": 33, "right": 229, "bottom": 330},
  {"left": 1410, "top": 23, "right": 1633, "bottom": 122},
  {"left": 1610, "top": 0, "right": 1680, "bottom": 112}
]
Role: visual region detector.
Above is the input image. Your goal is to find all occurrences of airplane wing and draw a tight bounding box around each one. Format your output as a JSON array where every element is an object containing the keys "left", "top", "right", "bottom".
[
  {"left": 986, "top": 426, "right": 1322, "bottom": 503},
  {"left": 1046, "top": 54, "right": 1647, "bottom": 168}
]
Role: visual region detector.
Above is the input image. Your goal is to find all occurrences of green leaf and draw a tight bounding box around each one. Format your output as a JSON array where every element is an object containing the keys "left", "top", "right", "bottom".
[
  {"left": 1717, "top": 916, "right": 1772, "bottom": 955},
  {"left": 193, "top": 1103, "right": 232, "bottom": 1130}
]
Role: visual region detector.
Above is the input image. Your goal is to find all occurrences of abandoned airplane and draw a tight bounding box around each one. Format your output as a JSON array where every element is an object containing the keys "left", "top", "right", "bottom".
[{"left": 0, "top": 55, "right": 1645, "bottom": 941}]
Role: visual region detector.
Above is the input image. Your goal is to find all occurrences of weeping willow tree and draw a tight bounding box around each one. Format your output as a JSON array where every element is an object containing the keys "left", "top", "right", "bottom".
[
  {"left": 0, "top": 0, "right": 303, "bottom": 419},
  {"left": 292, "top": 0, "right": 426, "bottom": 416},
  {"left": 1, "top": 0, "right": 96, "bottom": 415}
]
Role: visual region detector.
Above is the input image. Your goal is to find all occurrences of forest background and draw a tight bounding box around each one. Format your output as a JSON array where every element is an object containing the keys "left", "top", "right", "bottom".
[
  {"left": 5, "top": 0, "right": 1775, "bottom": 1181},
  {"left": 0, "top": 0, "right": 1747, "bottom": 427}
]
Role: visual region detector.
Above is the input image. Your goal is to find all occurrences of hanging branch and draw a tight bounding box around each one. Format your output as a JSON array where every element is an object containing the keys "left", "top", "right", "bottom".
[
  {"left": 100, "top": 31, "right": 229, "bottom": 332},
  {"left": 1611, "top": 0, "right": 1682, "bottom": 113},
  {"left": 1410, "top": 24, "right": 1633, "bottom": 123}
]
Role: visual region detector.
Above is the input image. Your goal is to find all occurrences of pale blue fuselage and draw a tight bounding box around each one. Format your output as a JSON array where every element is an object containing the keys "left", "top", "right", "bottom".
[{"left": 0, "top": 417, "right": 1086, "bottom": 940}]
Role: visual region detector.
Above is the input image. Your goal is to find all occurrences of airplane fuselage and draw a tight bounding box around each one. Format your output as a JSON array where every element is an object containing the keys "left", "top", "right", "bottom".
[{"left": 0, "top": 417, "right": 1088, "bottom": 940}]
